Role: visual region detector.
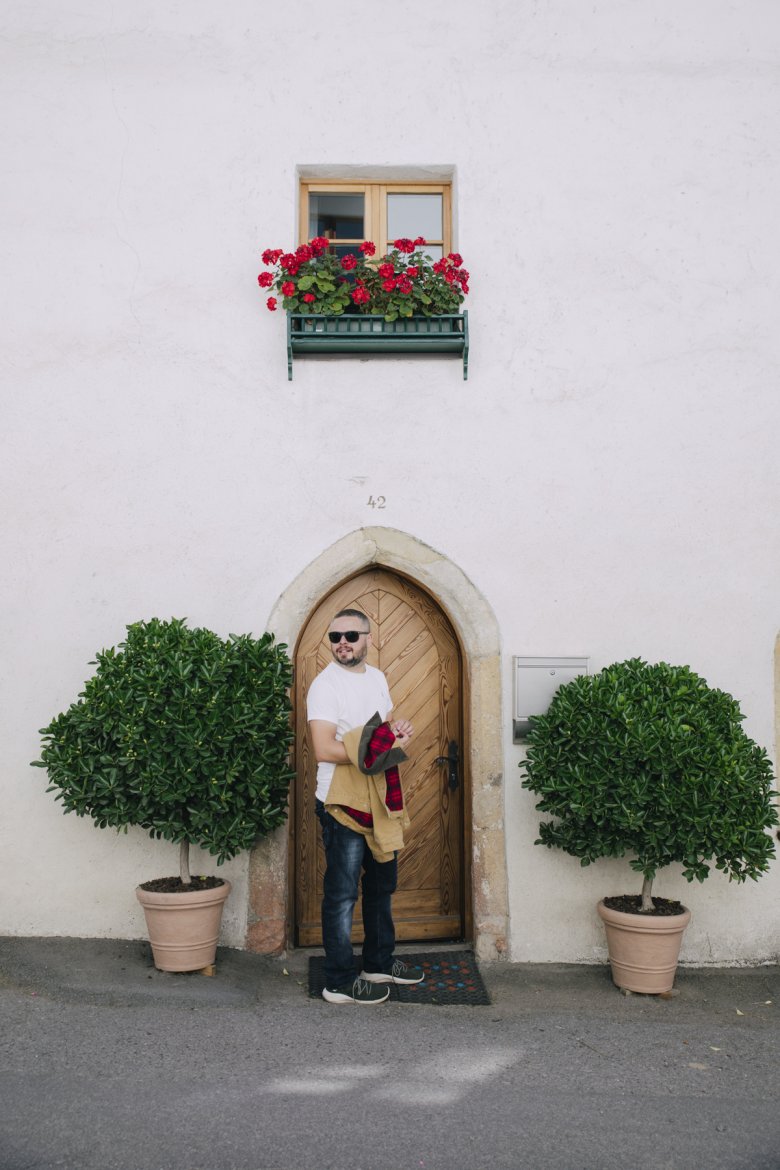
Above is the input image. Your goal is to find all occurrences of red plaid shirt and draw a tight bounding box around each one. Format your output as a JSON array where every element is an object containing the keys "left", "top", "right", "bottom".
[{"left": 339, "top": 721, "right": 403, "bottom": 827}]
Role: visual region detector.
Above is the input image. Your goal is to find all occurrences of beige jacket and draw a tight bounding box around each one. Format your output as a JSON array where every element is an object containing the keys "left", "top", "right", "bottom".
[{"left": 325, "top": 711, "right": 410, "bottom": 862}]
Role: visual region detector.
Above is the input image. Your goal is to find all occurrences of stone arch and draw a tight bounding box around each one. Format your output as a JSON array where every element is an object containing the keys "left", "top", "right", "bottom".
[{"left": 245, "top": 526, "right": 508, "bottom": 961}]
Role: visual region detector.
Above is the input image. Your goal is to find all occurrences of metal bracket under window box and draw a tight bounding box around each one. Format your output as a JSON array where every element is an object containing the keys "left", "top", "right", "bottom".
[{"left": 286, "top": 312, "right": 469, "bottom": 380}]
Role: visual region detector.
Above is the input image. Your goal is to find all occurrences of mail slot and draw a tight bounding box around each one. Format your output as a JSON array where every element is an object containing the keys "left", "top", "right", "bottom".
[{"left": 513, "top": 656, "right": 589, "bottom": 742}]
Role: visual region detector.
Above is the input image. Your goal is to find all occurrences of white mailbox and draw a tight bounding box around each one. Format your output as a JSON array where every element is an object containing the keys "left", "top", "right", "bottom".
[{"left": 513, "top": 656, "right": 589, "bottom": 742}]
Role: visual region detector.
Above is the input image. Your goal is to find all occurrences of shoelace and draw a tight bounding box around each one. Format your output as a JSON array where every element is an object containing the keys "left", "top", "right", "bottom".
[{"left": 352, "top": 977, "right": 374, "bottom": 996}]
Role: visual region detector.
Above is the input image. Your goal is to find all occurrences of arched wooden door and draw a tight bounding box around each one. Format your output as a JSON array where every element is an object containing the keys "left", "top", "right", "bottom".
[{"left": 293, "top": 568, "right": 465, "bottom": 945}]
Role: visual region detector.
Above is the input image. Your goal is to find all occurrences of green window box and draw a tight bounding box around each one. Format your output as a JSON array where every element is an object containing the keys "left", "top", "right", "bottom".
[{"left": 286, "top": 312, "right": 469, "bottom": 380}]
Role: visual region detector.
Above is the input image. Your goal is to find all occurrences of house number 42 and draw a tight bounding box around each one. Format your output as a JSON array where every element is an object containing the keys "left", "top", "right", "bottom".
[{"left": 367, "top": 495, "right": 386, "bottom": 509}]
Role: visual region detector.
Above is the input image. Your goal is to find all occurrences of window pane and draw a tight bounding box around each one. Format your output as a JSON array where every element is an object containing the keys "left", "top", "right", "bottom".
[
  {"left": 387, "top": 194, "right": 442, "bottom": 241},
  {"left": 418, "top": 244, "right": 443, "bottom": 262},
  {"left": 308, "top": 193, "right": 364, "bottom": 240}
]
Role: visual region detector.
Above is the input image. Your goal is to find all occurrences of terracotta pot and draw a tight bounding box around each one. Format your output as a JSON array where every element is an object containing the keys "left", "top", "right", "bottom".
[
  {"left": 136, "top": 880, "right": 232, "bottom": 972},
  {"left": 597, "top": 898, "right": 691, "bottom": 994}
]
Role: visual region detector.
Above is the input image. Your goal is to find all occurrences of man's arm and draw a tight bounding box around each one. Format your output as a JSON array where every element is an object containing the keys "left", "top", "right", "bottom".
[
  {"left": 310, "top": 718, "right": 414, "bottom": 762},
  {"left": 309, "top": 720, "right": 350, "bottom": 765}
]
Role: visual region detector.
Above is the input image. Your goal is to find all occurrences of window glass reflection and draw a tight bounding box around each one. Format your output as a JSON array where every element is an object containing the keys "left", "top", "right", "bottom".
[
  {"left": 308, "top": 194, "right": 364, "bottom": 240},
  {"left": 387, "top": 194, "right": 442, "bottom": 241}
]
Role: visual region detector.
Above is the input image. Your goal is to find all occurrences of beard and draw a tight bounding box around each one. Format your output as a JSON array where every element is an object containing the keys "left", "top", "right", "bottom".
[{"left": 332, "top": 642, "right": 368, "bottom": 668}]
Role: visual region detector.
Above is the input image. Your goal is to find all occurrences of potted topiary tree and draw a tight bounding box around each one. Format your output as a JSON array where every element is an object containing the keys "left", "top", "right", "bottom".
[
  {"left": 33, "top": 617, "right": 294, "bottom": 972},
  {"left": 520, "top": 658, "right": 777, "bottom": 993}
]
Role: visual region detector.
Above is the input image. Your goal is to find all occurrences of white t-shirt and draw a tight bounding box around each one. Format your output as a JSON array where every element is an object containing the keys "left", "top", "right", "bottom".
[{"left": 306, "top": 661, "right": 393, "bottom": 802}]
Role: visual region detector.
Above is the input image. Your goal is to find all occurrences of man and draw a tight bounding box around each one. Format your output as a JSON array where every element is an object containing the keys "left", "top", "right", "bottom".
[{"left": 307, "top": 607, "right": 424, "bottom": 1004}]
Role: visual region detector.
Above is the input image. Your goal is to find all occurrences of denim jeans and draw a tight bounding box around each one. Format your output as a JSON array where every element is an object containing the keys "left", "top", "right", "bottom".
[{"left": 316, "top": 801, "right": 398, "bottom": 989}]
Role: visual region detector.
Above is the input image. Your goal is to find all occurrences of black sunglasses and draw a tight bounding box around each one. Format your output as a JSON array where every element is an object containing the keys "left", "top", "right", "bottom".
[{"left": 327, "top": 630, "right": 366, "bottom": 644}]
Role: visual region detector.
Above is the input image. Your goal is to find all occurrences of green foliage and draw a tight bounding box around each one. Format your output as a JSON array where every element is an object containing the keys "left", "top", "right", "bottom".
[
  {"left": 32, "top": 618, "right": 295, "bottom": 863},
  {"left": 278, "top": 248, "right": 353, "bottom": 315},
  {"left": 358, "top": 245, "right": 467, "bottom": 321},
  {"left": 520, "top": 658, "right": 777, "bottom": 886}
]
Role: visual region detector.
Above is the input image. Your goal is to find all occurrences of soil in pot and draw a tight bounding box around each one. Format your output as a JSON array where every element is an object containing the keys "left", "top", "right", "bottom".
[
  {"left": 603, "top": 895, "right": 685, "bottom": 916},
  {"left": 139, "top": 875, "right": 225, "bottom": 894}
]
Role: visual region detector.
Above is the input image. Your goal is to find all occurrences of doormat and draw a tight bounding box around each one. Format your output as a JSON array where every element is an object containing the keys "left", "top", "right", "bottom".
[{"left": 308, "top": 951, "right": 490, "bottom": 1005}]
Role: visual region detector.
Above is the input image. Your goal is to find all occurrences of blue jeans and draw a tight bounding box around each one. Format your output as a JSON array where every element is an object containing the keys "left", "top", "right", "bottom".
[{"left": 316, "top": 801, "right": 398, "bottom": 989}]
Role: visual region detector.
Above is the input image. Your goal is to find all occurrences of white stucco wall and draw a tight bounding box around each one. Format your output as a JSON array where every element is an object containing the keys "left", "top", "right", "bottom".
[{"left": 2, "top": 1, "right": 778, "bottom": 961}]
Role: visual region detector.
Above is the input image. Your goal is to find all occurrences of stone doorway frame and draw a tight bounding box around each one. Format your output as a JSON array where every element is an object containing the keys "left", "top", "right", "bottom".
[{"left": 245, "top": 526, "right": 508, "bottom": 961}]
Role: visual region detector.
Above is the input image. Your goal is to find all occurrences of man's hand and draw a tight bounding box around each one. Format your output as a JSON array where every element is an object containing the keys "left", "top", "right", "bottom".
[{"left": 391, "top": 719, "right": 414, "bottom": 749}]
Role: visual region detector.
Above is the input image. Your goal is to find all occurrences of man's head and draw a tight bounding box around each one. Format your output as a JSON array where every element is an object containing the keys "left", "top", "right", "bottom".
[{"left": 327, "top": 609, "right": 371, "bottom": 670}]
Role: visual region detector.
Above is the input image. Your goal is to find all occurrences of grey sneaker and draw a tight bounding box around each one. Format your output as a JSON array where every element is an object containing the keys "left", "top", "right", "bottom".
[
  {"left": 322, "top": 977, "right": 390, "bottom": 1005},
  {"left": 359, "top": 959, "right": 425, "bottom": 986}
]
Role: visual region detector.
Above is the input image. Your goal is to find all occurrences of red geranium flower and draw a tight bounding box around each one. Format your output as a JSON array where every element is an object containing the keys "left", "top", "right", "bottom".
[{"left": 259, "top": 237, "right": 469, "bottom": 315}]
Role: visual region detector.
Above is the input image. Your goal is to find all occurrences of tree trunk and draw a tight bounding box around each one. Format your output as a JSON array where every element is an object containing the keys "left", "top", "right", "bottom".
[
  {"left": 641, "top": 875, "right": 654, "bottom": 912},
  {"left": 179, "top": 840, "right": 191, "bottom": 886}
]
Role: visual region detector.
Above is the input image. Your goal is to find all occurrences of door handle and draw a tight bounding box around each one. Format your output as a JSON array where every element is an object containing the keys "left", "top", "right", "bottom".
[{"left": 434, "top": 740, "right": 460, "bottom": 792}]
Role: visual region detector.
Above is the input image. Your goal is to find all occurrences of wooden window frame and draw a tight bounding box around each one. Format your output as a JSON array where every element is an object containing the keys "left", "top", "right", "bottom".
[{"left": 299, "top": 180, "right": 453, "bottom": 257}]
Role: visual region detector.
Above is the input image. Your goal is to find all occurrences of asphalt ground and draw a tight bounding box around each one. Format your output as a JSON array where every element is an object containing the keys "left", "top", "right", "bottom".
[{"left": 1, "top": 937, "right": 779, "bottom": 1170}]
